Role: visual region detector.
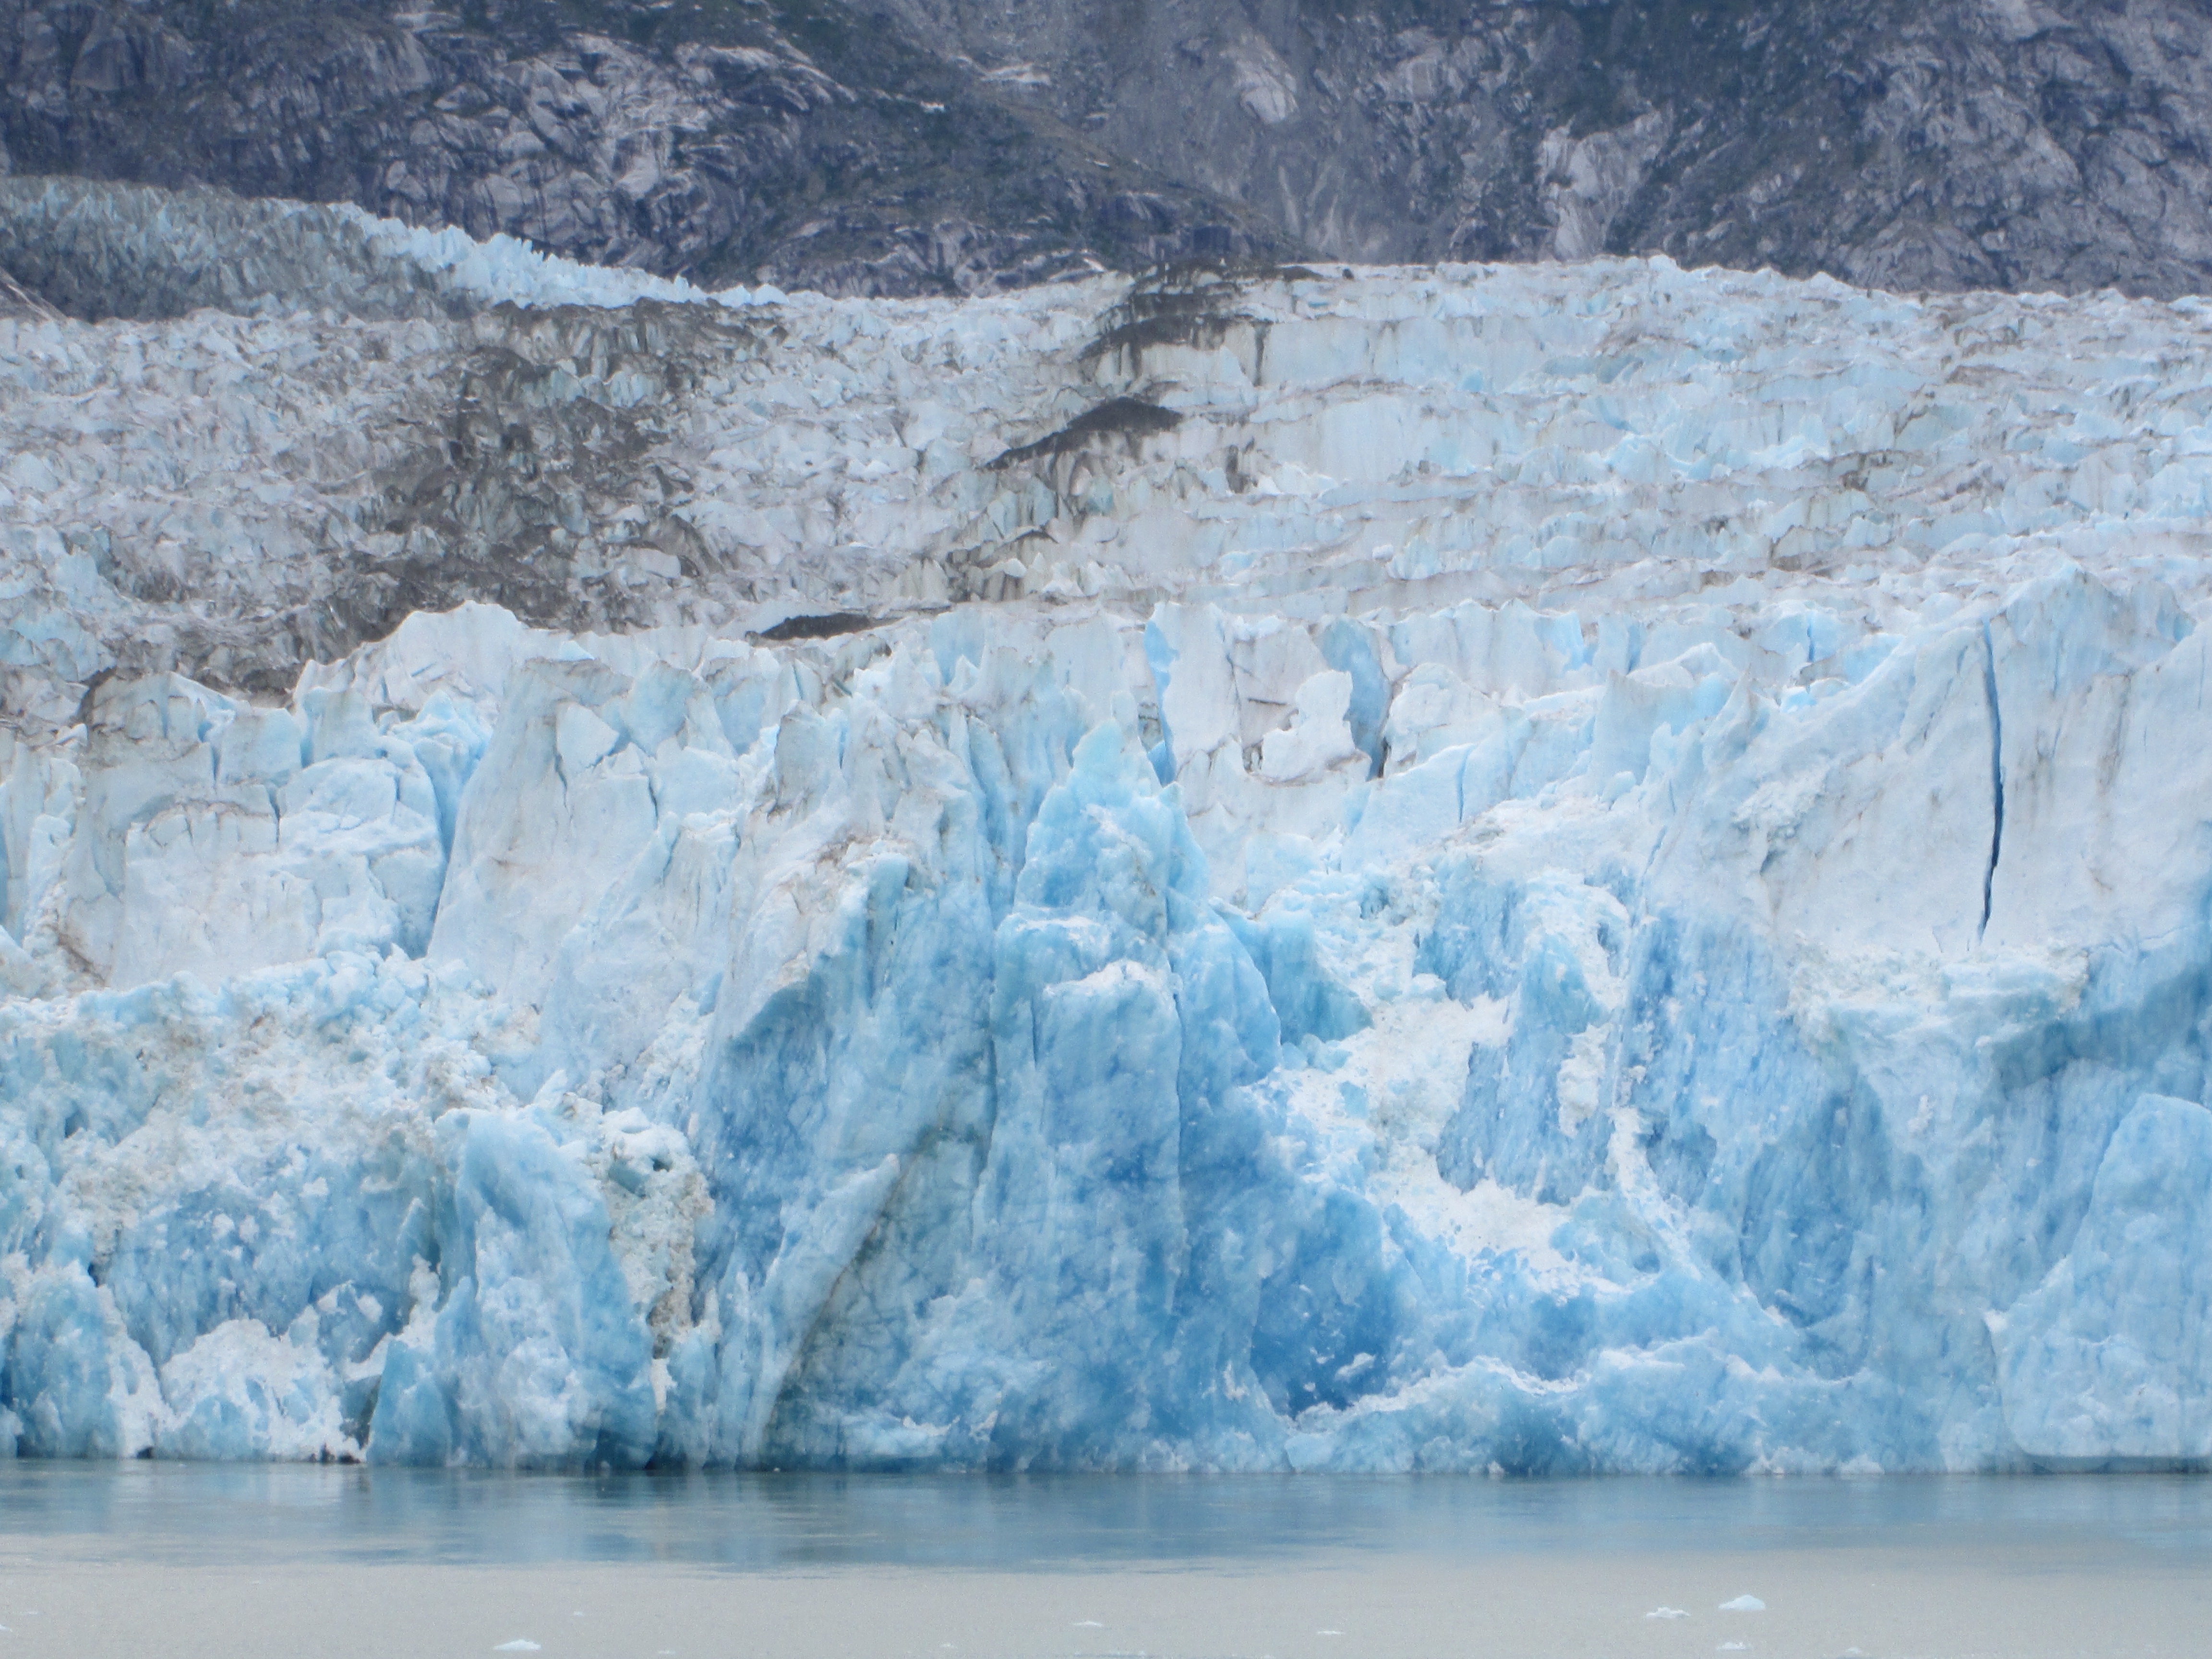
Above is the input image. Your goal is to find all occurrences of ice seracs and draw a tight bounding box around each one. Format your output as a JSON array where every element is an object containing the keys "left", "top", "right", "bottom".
[{"left": 4, "top": 196, "right": 2212, "bottom": 1471}]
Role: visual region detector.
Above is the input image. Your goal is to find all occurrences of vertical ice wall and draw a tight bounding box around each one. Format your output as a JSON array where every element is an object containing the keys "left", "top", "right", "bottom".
[{"left": 5, "top": 209, "right": 2212, "bottom": 1468}]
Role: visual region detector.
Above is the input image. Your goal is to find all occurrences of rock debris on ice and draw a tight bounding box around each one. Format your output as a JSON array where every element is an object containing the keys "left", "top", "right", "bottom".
[{"left": 3, "top": 192, "right": 2212, "bottom": 1472}]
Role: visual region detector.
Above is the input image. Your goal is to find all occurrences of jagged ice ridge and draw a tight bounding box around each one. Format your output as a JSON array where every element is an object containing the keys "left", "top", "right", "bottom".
[{"left": 4, "top": 194, "right": 2212, "bottom": 1470}]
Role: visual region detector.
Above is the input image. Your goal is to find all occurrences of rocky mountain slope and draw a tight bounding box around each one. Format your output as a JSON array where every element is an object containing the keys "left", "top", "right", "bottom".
[
  {"left": 8, "top": 1, "right": 2212, "bottom": 299},
  {"left": 0, "top": 0, "right": 1293, "bottom": 298},
  {"left": 915, "top": 0, "right": 2212, "bottom": 296}
]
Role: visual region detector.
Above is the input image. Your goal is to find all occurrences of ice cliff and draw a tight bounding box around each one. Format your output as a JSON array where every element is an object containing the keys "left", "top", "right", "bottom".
[{"left": 5, "top": 189, "right": 2212, "bottom": 1470}]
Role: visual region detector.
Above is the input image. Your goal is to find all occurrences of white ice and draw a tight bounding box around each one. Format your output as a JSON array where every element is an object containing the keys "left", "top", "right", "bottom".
[{"left": 4, "top": 203, "right": 2212, "bottom": 1472}]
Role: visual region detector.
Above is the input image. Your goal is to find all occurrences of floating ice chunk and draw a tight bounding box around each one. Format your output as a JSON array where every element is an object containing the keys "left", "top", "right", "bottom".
[
  {"left": 1719, "top": 1596, "right": 1766, "bottom": 1612},
  {"left": 1719, "top": 1644, "right": 1749, "bottom": 1652},
  {"left": 493, "top": 1644, "right": 541, "bottom": 1653},
  {"left": 1647, "top": 1607, "right": 1690, "bottom": 1620}
]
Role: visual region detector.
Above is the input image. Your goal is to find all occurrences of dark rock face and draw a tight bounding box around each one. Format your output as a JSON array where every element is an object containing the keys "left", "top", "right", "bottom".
[
  {"left": 904, "top": 0, "right": 2212, "bottom": 298},
  {"left": 0, "top": 0, "right": 1291, "bottom": 296},
  {"left": 6, "top": 0, "right": 2212, "bottom": 298}
]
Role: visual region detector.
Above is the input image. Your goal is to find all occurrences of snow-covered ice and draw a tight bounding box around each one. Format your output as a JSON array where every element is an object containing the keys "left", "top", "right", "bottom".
[{"left": 4, "top": 193, "right": 2212, "bottom": 1470}]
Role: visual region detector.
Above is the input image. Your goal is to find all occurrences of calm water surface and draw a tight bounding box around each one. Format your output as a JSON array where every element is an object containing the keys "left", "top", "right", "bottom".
[{"left": 0, "top": 1465, "right": 2205, "bottom": 1659}]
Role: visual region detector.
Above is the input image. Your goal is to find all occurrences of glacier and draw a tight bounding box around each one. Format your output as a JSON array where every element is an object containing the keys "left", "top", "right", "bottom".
[{"left": 4, "top": 185, "right": 2212, "bottom": 1471}]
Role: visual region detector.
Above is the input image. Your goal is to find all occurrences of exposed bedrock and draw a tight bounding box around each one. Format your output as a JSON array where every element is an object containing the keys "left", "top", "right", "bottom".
[{"left": 10, "top": 1, "right": 2212, "bottom": 298}]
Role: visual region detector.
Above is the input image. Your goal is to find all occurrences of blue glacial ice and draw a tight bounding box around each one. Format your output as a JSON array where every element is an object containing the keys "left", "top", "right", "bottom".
[{"left": 5, "top": 209, "right": 2212, "bottom": 1470}]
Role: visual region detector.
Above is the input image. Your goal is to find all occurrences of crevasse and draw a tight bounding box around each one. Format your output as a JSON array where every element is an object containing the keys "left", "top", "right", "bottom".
[{"left": 4, "top": 197, "right": 2212, "bottom": 1470}]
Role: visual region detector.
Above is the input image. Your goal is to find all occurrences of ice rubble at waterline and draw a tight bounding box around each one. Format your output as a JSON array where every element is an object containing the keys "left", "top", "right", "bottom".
[{"left": 3, "top": 211, "right": 2212, "bottom": 1470}]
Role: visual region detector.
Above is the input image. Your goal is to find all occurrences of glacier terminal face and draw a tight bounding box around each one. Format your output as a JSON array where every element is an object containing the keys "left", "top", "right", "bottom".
[{"left": 5, "top": 193, "right": 2212, "bottom": 1470}]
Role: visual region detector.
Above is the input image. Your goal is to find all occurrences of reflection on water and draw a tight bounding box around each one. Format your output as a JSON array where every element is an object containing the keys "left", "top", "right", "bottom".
[
  {"left": 3, "top": 1462, "right": 2210, "bottom": 1573},
  {"left": 3, "top": 1466, "right": 2211, "bottom": 1659}
]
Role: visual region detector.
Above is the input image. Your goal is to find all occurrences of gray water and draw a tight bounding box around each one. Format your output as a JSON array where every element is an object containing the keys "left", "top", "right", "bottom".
[{"left": 0, "top": 1465, "right": 2205, "bottom": 1658}]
